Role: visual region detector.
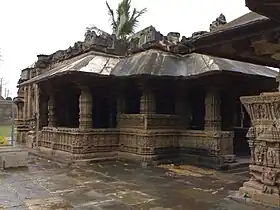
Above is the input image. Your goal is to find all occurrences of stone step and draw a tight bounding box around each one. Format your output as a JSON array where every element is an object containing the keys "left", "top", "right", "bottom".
[{"left": 223, "top": 162, "right": 250, "bottom": 173}]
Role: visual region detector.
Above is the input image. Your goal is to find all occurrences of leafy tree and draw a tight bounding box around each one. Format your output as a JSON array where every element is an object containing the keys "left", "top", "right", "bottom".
[{"left": 106, "top": 0, "right": 147, "bottom": 40}]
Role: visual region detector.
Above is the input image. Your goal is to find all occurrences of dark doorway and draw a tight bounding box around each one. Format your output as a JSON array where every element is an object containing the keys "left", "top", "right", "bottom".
[
  {"left": 55, "top": 84, "right": 79, "bottom": 128},
  {"left": 190, "top": 90, "right": 205, "bottom": 130},
  {"left": 155, "top": 89, "right": 175, "bottom": 114}
]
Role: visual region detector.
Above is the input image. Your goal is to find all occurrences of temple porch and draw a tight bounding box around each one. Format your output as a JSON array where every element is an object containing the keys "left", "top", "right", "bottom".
[{"left": 17, "top": 70, "right": 275, "bottom": 169}]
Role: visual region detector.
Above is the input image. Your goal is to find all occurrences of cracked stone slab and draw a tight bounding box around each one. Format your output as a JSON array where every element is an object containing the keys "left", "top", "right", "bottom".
[
  {"left": 24, "top": 197, "right": 73, "bottom": 210},
  {"left": 58, "top": 187, "right": 112, "bottom": 208},
  {"left": 107, "top": 189, "right": 155, "bottom": 205},
  {"left": 38, "top": 174, "right": 83, "bottom": 193}
]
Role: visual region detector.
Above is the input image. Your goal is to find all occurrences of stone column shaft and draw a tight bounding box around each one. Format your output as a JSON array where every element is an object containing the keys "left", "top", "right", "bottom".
[
  {"left": 47, "top": 94, "right": 56, "bottom": 127},
  {"left": 204, "top": 89, "right": 221, "bottom": 131},
  {"left": 23, "top": 86, "right": 28, "bottom": 120},
  {"left": 27, "top": 85, "right": 32, "bottom": 119},
  {"left": 79, "top": 87, "right": 92, "bottom": 129},
  {"left": 19, "top": 104, "right": 24, "bottom": 119},
  {"left": 140, "top": 89, "right": 155, "bottom": 114}
]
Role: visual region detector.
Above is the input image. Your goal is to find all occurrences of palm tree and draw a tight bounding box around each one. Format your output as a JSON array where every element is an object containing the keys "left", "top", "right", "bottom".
[{"left": 106, "top": 0, "right": 147, "bottom": 40}]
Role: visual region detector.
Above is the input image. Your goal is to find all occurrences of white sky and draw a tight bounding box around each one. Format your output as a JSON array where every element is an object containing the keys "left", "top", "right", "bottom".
[{"left": 0, "top": 0, "right": 249, "bottom": 97}]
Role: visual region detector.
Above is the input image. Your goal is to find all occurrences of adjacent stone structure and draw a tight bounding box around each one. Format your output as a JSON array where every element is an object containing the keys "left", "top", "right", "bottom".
[
  {"left": 14, "top": 17, "right": 278, "bottom": 169},
  {"left": 179, "top": 10, "right": 280, "bottom": 208}
]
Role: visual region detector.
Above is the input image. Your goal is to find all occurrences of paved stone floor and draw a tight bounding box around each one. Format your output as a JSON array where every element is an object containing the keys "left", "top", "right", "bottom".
[{"left": 0, "top": 155, "right": 277, "bottom": 210}]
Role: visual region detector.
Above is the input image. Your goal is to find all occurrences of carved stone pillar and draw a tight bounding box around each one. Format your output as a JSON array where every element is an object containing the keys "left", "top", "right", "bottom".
[
  {"left": 238, "top": 93, "right": 280, "bottom": 206},
  {"left": 23, "top": 86, "right": 28, "bottom": 120},
  {"left": 204, "top": 88, "right": 221, "bottom": 131},
  {"left": 79, "top": 86, "right": 92, "bottom": 129},
  {"left": 27, "top": 85, "right": 32, "bottom": 119},
  {"left": 140, "top": 89, "right": 155, "bottom": 114},
  {"left": 47, "top": 94, "right": 56, "bottom": 127},
  {"left": 18, "top": 103, "right": 24, "bottom": 119}
]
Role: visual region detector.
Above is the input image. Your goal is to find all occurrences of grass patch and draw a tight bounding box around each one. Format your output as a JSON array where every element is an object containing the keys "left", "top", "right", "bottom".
[{"left": 0, "top": 125, "right": 12, "bottom": 137}]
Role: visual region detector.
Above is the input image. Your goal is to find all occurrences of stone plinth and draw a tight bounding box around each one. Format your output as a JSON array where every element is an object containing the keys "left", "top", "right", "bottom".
[
  {"left": 0, "top": 147, "right": 28, "bottom": 169},
  {"left": 240, "top": 92, "right": 280, "bottom": 207}
]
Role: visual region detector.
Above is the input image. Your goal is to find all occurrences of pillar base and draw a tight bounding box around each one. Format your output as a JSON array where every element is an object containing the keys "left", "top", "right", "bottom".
[{"left": 239, "top": 179, "right": 280, "bottom": 206}]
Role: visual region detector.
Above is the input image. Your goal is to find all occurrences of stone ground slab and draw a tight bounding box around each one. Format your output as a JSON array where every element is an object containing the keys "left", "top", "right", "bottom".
[{"left": 0, "top": 155, "right": 279, "bottom": 209}]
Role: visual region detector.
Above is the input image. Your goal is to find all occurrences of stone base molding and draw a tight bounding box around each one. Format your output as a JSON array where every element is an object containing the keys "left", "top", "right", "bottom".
[{"left": 36, "top": 125, "right": 235, "bottom": 168}]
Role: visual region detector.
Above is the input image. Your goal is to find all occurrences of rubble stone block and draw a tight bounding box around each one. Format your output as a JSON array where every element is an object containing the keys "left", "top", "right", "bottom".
[{"left": 0, "top": 147, "right": 28, "bottom": 169}]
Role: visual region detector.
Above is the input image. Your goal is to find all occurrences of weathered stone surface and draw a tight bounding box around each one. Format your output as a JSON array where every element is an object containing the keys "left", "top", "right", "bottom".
[
  {"left": 25, "top": 197, "right": 73, "bottom": 210},
  {"left": 0, "top": 155, "right": 274, "bottom": 210},
  {"left": 0, "top": 147, "right": 28, "bottom": 169},
  {"left": 239, "top": 92, "right": 280, "bottom": 207},
  {"left": 210, "top": 14, "right": 227, "bottom": 31}
]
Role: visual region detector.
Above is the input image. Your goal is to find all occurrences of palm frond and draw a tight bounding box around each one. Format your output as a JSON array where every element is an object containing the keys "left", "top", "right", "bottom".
[
  {"left": 106, "top": 1, "right": 117, "bottom": 32},
  {"left": 107, "top": 0, "right": 147, "bottom": 39},
  {"left": 128, "top": 7, "right": 147, "bottom": 33}
]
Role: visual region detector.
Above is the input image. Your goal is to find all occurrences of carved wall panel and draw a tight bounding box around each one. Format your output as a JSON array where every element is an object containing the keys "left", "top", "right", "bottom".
[
  {"left": 40, "top": 127, "right": 119, "bottom": 160},
  {"left": 117, "top": 114, "right": 145, "bottom": 129}
]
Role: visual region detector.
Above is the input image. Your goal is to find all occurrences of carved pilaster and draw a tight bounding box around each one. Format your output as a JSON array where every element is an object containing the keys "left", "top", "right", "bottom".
[
  {"left": 27, "top": 85, "right": 32, "bottom": 119},
  {"left": 204, "top": 88, "right": 221, "bottom": 131},
  {"left": 23, "top": 86, "right": 28, "bottom": 120},
  {"left": 47, "top": 94, "right": 56, "bottom": 127},
  {"left": 140, "top": 89, "right": 155, "bottom": 114},
  {"left": 79, "top": 86, "right": 92, "bottom": 129}
]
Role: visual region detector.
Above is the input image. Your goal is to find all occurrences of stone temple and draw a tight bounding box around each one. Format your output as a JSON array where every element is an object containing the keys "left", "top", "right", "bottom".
[{"left": 14, "top": 14, "right": 278, "bottom": 171}]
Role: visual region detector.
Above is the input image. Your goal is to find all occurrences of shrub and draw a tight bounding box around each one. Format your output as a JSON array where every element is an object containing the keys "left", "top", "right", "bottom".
[{"left": 0, "top": 136, "right": 8, "bottom": 146}]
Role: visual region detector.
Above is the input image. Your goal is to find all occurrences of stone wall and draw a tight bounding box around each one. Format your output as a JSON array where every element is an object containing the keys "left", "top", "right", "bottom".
[
  {"left": 38, "top": 124, "right": 234, "bottom": 168},
  {"left": 0, "top": 100, "right": 14, "bottom": 125},
  {"left": 40, "top": 127, "right": 119, "bottom": 161}
]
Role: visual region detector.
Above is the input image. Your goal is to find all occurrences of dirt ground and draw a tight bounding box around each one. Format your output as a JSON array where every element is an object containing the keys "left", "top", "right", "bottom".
[{"left": 0, "top": 155, "right": 277, "bottom": 210}]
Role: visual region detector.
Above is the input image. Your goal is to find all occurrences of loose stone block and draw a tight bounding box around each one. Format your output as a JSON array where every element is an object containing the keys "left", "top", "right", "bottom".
[{"left": 0, "top": 147, "right": 28, "bottom": 169}]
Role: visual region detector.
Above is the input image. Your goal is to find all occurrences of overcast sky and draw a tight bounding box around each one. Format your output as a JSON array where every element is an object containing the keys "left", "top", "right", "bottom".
[{"left": 0, "top": 0, "right": 249, "bottom": 97}]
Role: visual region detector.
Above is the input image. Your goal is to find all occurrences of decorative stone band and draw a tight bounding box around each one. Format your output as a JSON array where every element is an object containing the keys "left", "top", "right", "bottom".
[
  {"left": 117, "top": 114, "right": 181, "bottom": 130},
  {"left": 240, "top": 92, "right": 280, "bottom": 125},
  {"left": 39, "top": 127, "right": 234, "bottom": 167}
]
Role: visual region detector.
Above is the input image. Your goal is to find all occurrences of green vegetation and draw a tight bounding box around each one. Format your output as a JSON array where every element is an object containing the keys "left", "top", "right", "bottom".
[
  {"left": 0, "top": 124, "right": 11, "bottom": 138},
  {"left": 0, "top": 136, "right": 8, "bottom": 146},
  {"left": 106, "top": 0, "right": 147, "bottom": 40}
]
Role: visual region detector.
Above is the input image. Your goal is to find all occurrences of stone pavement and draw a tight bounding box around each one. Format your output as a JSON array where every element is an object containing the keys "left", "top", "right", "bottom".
[{"left": 0, "top": 156, "right": 277, "bottom": 210}]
